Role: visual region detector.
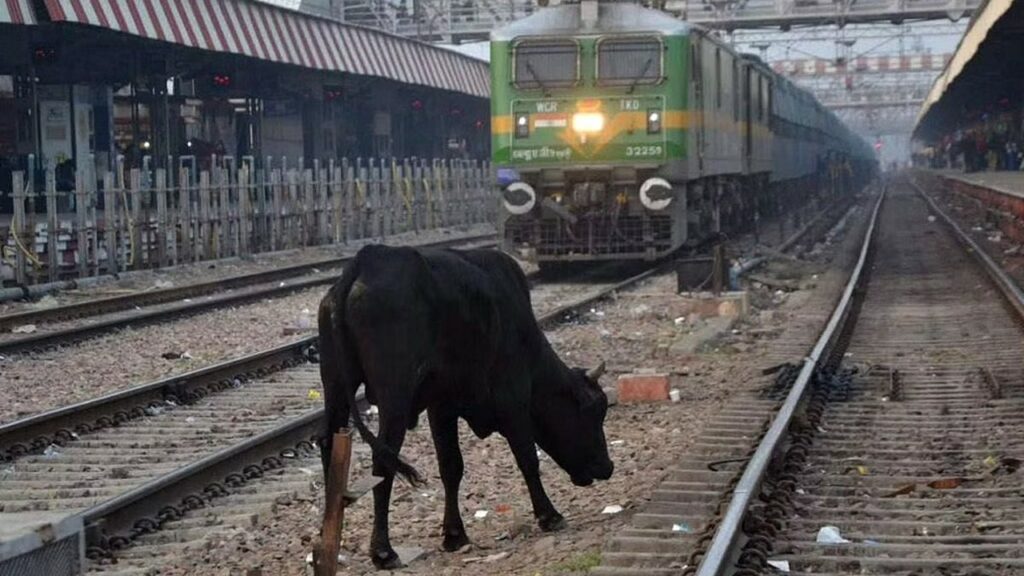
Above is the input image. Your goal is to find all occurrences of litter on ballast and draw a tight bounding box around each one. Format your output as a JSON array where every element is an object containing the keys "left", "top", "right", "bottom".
[
  {"left": 610, "top": 440, "right": 625, "bottom": 446},
  {"left": 307, "top": 389, "right": 322, "bottom": 401},
  {"left": 669, "top": 389, "right": 681, "bottom": 403},
  {"left": 602, "top": 505, "right": 624, "bottom": 514},
  {"left": 12, "top": 324, "right": 37, "bottom": 334},
  {"left": 42, "top": 444, "right": 62, "bottom": 459},
  {"left": 305, "top": 552, "right": 348, "bottom": 565},
  {"left": 927, "top": 215, "right": 936, "bottom": 223},
  {"left": 816, "top": 525, "right": 850, "bottom": 544},
  {"left": 767, "top": 560, "right": 791, "bottom": 572},
  {"left": 672, "top": 523, "right": 692, "bottom": 533},
  {"left": 474, "top": 510, "right": 489, "bottom": 520},
  {"left": 32, "top": 295, "right": 59, "bottom": 309}
]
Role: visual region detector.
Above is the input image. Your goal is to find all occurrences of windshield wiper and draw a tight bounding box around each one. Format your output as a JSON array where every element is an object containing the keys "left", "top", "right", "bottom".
[
  {"left": 525, "top": 61, "right": 550, "bottom": 97},
  {"left": 628, "top": 57, "right": 655, "bottom": 94}
]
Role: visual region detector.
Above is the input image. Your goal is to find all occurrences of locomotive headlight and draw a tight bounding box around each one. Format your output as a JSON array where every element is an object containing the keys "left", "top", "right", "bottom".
[
  {"left": 640, "top": 177, "right": 673, "bottom": 211},
  {"left": 572, "top": 112, "right": 605, "bottom": 134},
  {"left": 647, "top": 110, "right": 662, "bottom": 134},
  {"left": 502, "top": 182, "right": 536, "bottom": 215},
  {"left": 515, "top": 114, "right": 530, "bottom": 139}
]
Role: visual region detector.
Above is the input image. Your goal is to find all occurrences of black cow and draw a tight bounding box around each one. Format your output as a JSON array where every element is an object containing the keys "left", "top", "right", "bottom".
[{"left": 317, "top": 245, "right": 613, "bottom": 569}]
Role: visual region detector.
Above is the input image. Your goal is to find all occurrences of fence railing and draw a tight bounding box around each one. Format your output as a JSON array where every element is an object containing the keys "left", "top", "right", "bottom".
[{"left": 2, "top": 156, "right": 496, "bottom": 286}]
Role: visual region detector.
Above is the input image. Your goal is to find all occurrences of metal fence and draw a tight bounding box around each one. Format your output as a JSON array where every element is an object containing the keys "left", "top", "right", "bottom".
[{"left": 2, "top": 156, "right": 495, "bottom": 286}]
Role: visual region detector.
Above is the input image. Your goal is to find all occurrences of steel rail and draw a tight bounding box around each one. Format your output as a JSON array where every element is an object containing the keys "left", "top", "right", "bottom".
[
  {"left": 738, "top": 198, "right": 854, "bottom": 276},
  {"left": 0, "top": 337, "right": 316, "bottom": 461},
  {"left": 0, "top": 261, "right": 640, "bottom": 463},
  {"left": 0, "top": 234, "right": 495, "bottom": 352},
  {"left": 75, "top": 263, "right": 663, "bottom": 558},
  {"left": 694, "top": 185, "right": 887, "bottom": 576}
]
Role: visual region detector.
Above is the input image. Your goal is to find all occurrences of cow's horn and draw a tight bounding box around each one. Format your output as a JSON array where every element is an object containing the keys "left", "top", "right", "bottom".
[{"left": 586, "top": 361, "right": 607, "bottom": 381}]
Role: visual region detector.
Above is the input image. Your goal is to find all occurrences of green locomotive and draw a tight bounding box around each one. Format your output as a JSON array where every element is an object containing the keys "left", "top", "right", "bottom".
[{"left": 491, "top": 0, "right": 874, "bottom": 264}]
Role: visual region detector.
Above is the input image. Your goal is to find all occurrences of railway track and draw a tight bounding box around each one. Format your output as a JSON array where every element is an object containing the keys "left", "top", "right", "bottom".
[
  {"left": 664, "top": 179, "right": 1024, "bottom": 576},
  {"left": 0, "top": 264, "right": 659, "bottom": 574},
  {"left": 0, "top": 233, "right": 495, "bottom": 355}
]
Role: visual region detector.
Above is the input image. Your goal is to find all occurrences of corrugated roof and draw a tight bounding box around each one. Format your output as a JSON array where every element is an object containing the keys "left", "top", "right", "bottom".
[
  {"left": 42, "top": 0, "right": 490, "bottom": 98},
  {"left": 915, "top": 0, "right": 1013, "bottom": 131},
  {"left": 0, "top": 0, "right": 36, "bottom": 24}
]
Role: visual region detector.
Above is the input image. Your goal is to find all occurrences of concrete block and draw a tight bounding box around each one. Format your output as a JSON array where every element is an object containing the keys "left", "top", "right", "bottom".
[{"left": 617, "top": 373, "right": 670, "bottom": 402}]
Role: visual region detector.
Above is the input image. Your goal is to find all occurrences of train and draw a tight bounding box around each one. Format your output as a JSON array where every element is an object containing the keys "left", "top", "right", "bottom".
[{"left": 490, "top": 0, "right": 876, "bottom": 265}]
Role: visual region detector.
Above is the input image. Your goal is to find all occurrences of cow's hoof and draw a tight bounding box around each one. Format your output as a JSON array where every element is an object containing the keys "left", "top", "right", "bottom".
[
  {"left": 442, "top": 531, "right": 471, "bottom": 552},
  {"left": 538, "top": 512, "right": 567, "bottom": 532},
  {"left": 371, "top": 548, "right": 402, "bottom": 570}
]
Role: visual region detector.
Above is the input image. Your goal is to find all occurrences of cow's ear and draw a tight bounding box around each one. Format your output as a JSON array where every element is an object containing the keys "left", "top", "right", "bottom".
[{"left": 585, "top": 361, "right": 607, "bottom": 383}]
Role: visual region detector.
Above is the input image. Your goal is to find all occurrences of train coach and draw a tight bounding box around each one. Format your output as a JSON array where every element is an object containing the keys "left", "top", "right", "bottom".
[{"left": 490, "top": 0, "right": 876, "bottom": 265}]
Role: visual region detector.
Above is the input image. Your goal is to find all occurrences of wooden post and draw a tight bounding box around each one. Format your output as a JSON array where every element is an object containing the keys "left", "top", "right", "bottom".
[
  {"left": 129, "top": 169, "right": 142, "bottom": 270},
  {"left": 45, "top": 170, "right": 58, "bottom": 282},
  {"left": 303, "top": 167, "right": 314, "bottom": 247},
  {"left": 379, "top": 159, "right": 392, "bottom": 239},
  {"left": 238, "top": 164, "right": 251, "bottom": 257},
  {"left": 369, "top": 159, "right": 381, "bottom": 241},
  {"left": 11, "top": 171, "right": 26, "bottom": 285},
  {"left": 316, "top": 159, "right": 328, "bottom": 246},
  {"left": 312, "top": 430, "right": 353, "bottom": 576},
  {"left": 76, "top": 168, "right": 89, "bottom": 278},
  {"left": 356, "top": 160, "right": 369, "bottom": 240},
  {"left": 199, "top": 171, "right": 211, "bottom": 261},
  {"left": 270, "top": 168, "right": 282, "bottom": 252},
  {"left": 155, "top": 169, "right": 168, "bottom": 268},
  {"left": 331, "top": 162, "right": 343, "bottom": 244},
  {"left": 216, "top": 163, "right": 230, "bottom": 259},
  {"left": 103, "top": 172, "right": 117, "bottom": 274},
  {"left": 179, "top": 167, "right": 192, "bottom": 264},
  {"left": 344, "top": 160, "right": 355, "bottom": 244},
  {"left": 86, "top": 161, "right": 99, "bottom": 276}
]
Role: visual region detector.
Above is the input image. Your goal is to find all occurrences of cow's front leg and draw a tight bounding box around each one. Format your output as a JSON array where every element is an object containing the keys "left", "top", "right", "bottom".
[
  {"left": 502, "top": 419, "right": 566, "bottom": 532},
  {"left": 369, "top": 414, "right": 409, "bottom": 569},
  {"left": 428, "top": 406, "right": 470, "bottom": 551}
]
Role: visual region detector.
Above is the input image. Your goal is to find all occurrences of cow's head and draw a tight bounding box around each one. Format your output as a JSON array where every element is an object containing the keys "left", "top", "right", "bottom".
[{"left": 534, "top": 362, "right": 614, "bottom": 487}]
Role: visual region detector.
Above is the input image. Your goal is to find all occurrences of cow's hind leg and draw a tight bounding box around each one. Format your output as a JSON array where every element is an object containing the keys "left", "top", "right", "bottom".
[
  {"left": 501, "top": 413, "right": 566, "bottom": 532},
  {"left": 428, "top": 406, "right": 470, "bottom": 552}
]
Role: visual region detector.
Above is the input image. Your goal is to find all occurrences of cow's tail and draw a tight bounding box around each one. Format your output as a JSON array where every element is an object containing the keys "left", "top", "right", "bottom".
[{"left": 320, "top": 252, "right": 424, "bottom": 488}]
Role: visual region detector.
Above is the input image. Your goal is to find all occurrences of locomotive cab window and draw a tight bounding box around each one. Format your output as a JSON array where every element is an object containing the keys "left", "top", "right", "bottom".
[
  {"left": 513, "top": 39, "right": 579, "bottom": 90},
  {"left": 596, "top": 36, "right": 663, "bottom": 86}
]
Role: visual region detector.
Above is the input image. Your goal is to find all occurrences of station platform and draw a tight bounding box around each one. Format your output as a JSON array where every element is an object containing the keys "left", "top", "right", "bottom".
[
  {"left": 930, "top": 169, "right": 1024, "bottom": 199},
  {"left": 916, "top": 169, "right": 1024, "bottom": 219}
]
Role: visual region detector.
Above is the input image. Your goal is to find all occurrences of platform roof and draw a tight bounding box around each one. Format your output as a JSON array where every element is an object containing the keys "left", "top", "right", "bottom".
[
  {"left": 35, "top": 0, "right": 489, "bottom": 98},
  {"left": 914, "top": 0, "right": 1023, "bottom": 140},
  {"left": 0, "top": 0, "right": 35, "bottom": 24}
]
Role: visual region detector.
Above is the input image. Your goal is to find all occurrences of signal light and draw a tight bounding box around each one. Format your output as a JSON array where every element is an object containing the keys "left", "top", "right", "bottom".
[
  {"left": 411, "top": 99, "right": 424, "bottom": 111},
  {"left": 647, "top": 110, "right": 662, "bottom": 134},
  {"left": 32, "top": 46, "right": 57, "bottom": 65},
  {"left": 212, "top": 74, "right": 232, "bottom": 88},
  {"left": 515, "top": 114, "right": 529, "bottom": 139}
]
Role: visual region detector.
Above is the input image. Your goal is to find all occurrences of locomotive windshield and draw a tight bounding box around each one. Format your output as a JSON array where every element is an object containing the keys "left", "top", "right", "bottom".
[
  {"left": 513, "top": 39, "right": 579, "bottom": 90},
  {"left": 597, "top": 36, "right": 663, "bottom": 86}
]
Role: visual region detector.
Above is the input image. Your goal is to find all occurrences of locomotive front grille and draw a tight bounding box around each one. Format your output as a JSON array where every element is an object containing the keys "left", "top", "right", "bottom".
[{"left": 506, "top": 214, "right": 673, "bottom": 259}]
